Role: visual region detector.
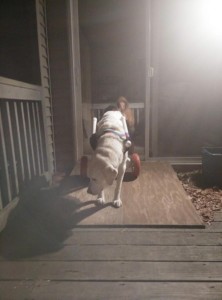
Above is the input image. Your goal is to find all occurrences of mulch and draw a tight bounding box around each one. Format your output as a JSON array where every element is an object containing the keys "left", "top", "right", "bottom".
[{"left": 177, "top": 170, "right": 222, "bottom": 224}]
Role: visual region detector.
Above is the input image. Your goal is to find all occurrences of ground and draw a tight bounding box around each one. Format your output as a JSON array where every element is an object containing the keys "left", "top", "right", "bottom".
[{"left": 177, "top": 170, "right": 222, "bottom": 224}]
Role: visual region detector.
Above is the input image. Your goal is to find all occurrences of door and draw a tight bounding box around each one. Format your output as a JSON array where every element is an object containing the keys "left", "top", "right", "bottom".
[{"left": 78, "top": 0, "right": 149, "bottom": 160}]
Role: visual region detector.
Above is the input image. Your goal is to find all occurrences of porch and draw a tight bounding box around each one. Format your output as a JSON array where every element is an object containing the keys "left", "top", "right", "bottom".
[
  {"left": 1, "top": 0, "right": 222, "bottom": 297},
  {"left": 0, "top": 183, "right": 222, "bottom": 299}
]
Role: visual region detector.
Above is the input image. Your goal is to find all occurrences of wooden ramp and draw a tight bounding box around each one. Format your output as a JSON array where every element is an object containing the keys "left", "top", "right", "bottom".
[{"left": 66, "top": 162, "right": 202, "bottom": 227}]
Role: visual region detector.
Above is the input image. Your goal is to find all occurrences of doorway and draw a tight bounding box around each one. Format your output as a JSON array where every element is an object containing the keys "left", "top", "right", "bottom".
[{"left": 78, "top": 0, "right": 149, "bottom": 159}]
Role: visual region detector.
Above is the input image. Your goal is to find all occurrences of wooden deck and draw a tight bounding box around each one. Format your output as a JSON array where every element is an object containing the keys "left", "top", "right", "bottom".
[
  {"left": 0, "top": 163, "right": 222, "bottom": 299},
  {"left": 0, "top": 210, "right": 222, "bottom": 299},
  {"left": 67, "top": 161, "right": 202, "bottom": 226}
]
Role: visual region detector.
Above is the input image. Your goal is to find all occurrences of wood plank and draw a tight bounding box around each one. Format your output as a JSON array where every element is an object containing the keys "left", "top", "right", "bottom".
[
  {"left": 29, "top": 282, "right": 222, "bottom": 300},
  {"left": 18, "top": 245, "right": 222, "bottom": 262},
  {"left": 65, "top": 230, "right": 222, "bottom": 246},
  {"left": 1, "top": 261, "right": 221, "bottom": 281},
  {"left": 214, "top": 211, "right": 222, "bottom": 222},
  {"left": 1, "top": 281, "right": 222, "bottom": 300},
  {"left": 0, "top": 77, "right": 41, "bottom": 101},
  {"left": 0, "top": 281, "right": 34, "bottom": 300},
  {"left": 69, "top": 162, "right": 202, "bottom": 226},
  {"left": 70, "top": 223, "right": 221, "bottom": 232},
  {"left": 204, "top": 222, "right": 222, "bottom": 232},
  {"left": 0, "top": 261, "right": 41, "bottom": 280}
]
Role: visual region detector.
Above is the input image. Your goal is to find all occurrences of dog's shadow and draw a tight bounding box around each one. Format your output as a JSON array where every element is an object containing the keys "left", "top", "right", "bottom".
[{"left": 0, "top": 175, "right": 111, "bottom": 260}]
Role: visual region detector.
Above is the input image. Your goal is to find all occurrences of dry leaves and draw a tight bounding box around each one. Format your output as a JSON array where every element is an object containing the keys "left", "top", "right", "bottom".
[{"left": 177, "top": 170, "right": 222, "bottom": 224}]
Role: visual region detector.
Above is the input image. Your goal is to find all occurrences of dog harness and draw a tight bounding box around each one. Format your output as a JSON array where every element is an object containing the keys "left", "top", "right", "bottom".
[
  {"left": 91, "top": 128, "right": 131, "bottom": 152},
  {"left": 101, "top": 128, "right": 129, "bottom": 140},
  {"left": 90, "top": 114, "right": 132, "bottom": 152}
]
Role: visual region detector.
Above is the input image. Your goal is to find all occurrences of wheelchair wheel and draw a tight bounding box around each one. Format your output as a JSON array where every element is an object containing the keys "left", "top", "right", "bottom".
[{"left": 131, "top": 153, "right": 141, "bottom": 178}]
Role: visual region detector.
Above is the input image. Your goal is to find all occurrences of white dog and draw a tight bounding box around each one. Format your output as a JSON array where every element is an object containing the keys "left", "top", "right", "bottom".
[{"left": 87, "top": 110, "right": 130, "bottom": 208}]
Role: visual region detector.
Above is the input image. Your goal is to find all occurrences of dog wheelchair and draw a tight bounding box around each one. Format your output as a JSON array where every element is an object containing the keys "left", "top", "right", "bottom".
[{"left": 80, "top": 115, "right": 141, "bottom": 180}]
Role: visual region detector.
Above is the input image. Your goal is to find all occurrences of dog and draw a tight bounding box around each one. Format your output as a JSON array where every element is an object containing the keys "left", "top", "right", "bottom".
[{"left": 87, "top": 109, "right": 131, "bottom": 208}]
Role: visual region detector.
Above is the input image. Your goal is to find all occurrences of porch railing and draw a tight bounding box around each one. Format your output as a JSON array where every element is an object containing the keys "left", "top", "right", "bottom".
[
  {"left": 92, "top": 102, "right": 144, "bottom": 128},
  {"left": 0, "top": 77, "right": 48, "bottom": 231}
]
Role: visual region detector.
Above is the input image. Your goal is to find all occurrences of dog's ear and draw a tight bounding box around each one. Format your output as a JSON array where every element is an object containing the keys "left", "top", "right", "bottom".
[{"left": 105, "top": 165, "right": 118, "bottom": 185}]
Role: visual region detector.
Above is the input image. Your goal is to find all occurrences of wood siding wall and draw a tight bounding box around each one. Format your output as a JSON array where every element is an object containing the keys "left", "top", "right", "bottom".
[{"left": 46, "top": 0, "right": 75, "bottom": 173}]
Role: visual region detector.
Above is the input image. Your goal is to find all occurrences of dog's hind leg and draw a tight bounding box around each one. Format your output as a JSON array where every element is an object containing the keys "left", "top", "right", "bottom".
[
  {"left": 97, "top": 190, "right": 105, "bottom": 205},
  {"left": 113, "top": 154, "right": 128, "bottom": 208}
]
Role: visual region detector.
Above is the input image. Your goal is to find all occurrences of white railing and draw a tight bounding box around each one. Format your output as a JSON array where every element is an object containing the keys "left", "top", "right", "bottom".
[
  {"left": 0, "top": 77, "right": 48, "bottom": 231},
  {"left": 92, "top": 102, "right": 144, "bottom": 128}
]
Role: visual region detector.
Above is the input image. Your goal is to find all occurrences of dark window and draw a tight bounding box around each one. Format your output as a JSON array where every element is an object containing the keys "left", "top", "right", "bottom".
[{"left": 0, "top": 0, "right": 41, "bottom": 85}]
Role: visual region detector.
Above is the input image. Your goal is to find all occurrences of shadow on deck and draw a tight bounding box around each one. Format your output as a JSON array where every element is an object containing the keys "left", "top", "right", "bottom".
[{"left": 0, "top": 175, "right": 107, "bottom": 259}]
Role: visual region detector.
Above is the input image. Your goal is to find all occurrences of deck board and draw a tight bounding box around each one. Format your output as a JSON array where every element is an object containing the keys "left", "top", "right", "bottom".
[
  {"left": 64, "top": 230, "right": 222, "bottom": 245},
  {"left": 13, "top": 245, "right": 222, "bottom": 262},
  {"left": 1, "top": 261, "right": 222, "bottom": 281},
  {"left": 1, "top": 281, "right": 222, "bottom": 300},
  {"left": 68, "top": 162, "right": 202, "bottom": 226}
]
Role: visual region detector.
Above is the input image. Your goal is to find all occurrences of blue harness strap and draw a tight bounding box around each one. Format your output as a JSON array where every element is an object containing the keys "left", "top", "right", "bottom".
[
  {"left": 90, "top": 128, "right": 131, "bottom": 152},
  {"left": 102, "top": 128, "right": 129, "bottom": 140}
]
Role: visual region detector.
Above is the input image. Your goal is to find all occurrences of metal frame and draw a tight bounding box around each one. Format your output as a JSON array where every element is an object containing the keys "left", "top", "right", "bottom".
[
  {"left": 145, "top": 0, "right": 152, "bottom": 161},
  {"left": 146, "top": 1, "right": 201, "bottom": 164},
  {"left": 149, "top": 0, "right": 159, "bottom": 158}
]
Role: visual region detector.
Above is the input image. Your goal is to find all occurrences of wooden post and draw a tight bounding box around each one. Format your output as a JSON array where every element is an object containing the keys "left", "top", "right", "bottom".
[{"left": 67, "top": 0, "right": 83, "bottom": 162}]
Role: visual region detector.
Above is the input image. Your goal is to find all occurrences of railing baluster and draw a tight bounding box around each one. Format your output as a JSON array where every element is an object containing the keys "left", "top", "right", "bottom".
[
  {"left": 0, "top": 188, "right": 3, "bottom": 210},
  {"left": 21, "top": 102, "right": 31, "bottom": 180},
  {"left": 32, "top": 103, "right": 41, "bottom": 175},
  {"left": 137, "top": 108, "right": 140, "bottom": 124},
  {"left": 14, "top": 102, "right": 25, "bottom": 182},
  {"left": 0, "top": 107, "right": 12, "bottom": 203},
  {"left": 26, "top": 102, "right": 36, "bottom": 176},
  {"left": 36, "top": 102, "right": 44, "bottom": 173},
  {"left": 6, "top": 102, "right": 19, "bottom": 195}
]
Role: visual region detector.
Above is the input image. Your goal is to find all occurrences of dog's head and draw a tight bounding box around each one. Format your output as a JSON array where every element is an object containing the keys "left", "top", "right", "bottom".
[{"left": 87, "top": 154, "right": 118, "bottom": 195}]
